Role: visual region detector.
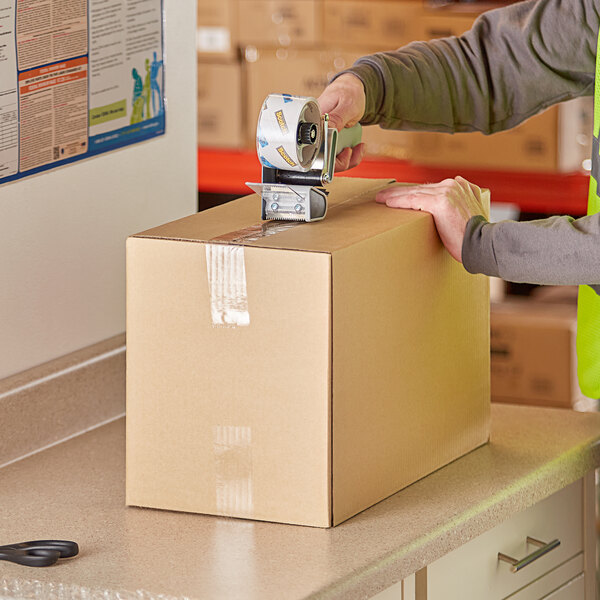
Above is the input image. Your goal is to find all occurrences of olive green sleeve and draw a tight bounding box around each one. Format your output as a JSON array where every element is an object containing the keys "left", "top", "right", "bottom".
[{"left": 342, "top": 0, "right": 596, "bottom": 133}]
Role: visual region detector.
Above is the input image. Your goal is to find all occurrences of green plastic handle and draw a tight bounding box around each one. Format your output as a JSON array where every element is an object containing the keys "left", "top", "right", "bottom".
[{"left": 336, "top": 123, "right": 362, "bottom": 154}]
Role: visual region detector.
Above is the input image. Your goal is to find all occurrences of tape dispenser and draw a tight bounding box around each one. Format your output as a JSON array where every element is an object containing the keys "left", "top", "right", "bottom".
[{"left": 246, "top": 93, "right": 362, "bottom": 222}]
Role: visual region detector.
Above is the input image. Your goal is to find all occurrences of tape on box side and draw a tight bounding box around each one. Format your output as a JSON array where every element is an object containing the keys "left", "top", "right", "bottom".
[
  {"left": 205, "top": 243, "right": 250, "bottom": 327},
  {"left": 214, "top": 425, "right": 253, "bottom": 517}
]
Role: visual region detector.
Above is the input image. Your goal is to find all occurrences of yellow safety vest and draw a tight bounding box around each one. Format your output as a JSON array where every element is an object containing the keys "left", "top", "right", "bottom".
[{"left": 576, "top": 31, "right": 600, "bottom": 398}]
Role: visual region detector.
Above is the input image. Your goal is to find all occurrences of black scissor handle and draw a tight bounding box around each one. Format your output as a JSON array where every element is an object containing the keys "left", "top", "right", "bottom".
[
  {"left": 0, "top": 547, "right": 60, "bottom": 567},
  {"left": 0, "top": 540, "right": 79, "bottom": 567}
]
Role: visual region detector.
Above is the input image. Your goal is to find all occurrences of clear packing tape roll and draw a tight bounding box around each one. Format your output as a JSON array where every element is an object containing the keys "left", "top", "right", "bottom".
[{"left": 256, "top": 94, "right": 321, "bottom": 172}]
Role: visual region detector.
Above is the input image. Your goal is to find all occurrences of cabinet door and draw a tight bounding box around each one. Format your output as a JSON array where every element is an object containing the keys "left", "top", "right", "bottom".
[
  {"left": 369, "top": 580, "right": 402, "bottom": 600},
  {"left": 369, "top": 574, "right": 417, "bottom": 600},
  {"left": 426, "top": 480, "right": 583, "bottom": 600}
]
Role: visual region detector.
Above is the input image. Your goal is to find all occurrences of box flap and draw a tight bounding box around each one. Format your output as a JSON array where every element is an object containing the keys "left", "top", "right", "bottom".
[{"left": 133, "top": 177, "right": 436, "bottom": 253}]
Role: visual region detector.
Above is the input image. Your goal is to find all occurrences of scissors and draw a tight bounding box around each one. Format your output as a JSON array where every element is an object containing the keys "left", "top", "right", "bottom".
[{"left": 0, "top": 540, "right": 79, "bottom": 567}]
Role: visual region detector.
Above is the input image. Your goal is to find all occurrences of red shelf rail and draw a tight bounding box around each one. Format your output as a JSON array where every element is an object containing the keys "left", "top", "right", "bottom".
[{"left": 198, "top": 148, "right": 590, "bottom": 215}]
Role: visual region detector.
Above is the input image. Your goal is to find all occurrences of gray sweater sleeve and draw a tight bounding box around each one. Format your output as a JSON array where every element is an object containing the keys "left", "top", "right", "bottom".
[
  {"left": 341, "top": 0, "right": 600, "bottom": 289},
  {"left": 463, "top": 215, "right": 600, "bottom": 293}
]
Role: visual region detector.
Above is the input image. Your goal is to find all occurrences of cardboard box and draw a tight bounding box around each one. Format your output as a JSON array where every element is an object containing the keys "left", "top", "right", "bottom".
[
  {"left": 491, "top": 300, "right": 586, "bottom": 409},
  {"left": 408, "top": 97, "right": 593, "bottom": 172},
  {"left": 238, "top": 0, "right": 322, "bottom": 47},
  {"left": 417, "top": 11, "right": 478, "bottom": 41},
  {"left": 323, "top": 0, "right": 425, "bottom": 51},
  {"left": 126, "top": 178, "right": 491, "bottom": 527},
  {"left": 197, "top": 0, "right": 238, "bottom": 59},
  {"left": 243, "top": 47, "right": 361, "bottom": 146},
  {"left": 415, "top": 3, "right": 510, "bottom": 41},
  {"left": 198, "top": 61, "right": 244, "bottom": 148}
]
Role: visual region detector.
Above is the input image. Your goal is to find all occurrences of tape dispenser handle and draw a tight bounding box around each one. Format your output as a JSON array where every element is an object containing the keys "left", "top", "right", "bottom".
[{"left": 335, "top": 123, "right": 362, "bottom": 154}]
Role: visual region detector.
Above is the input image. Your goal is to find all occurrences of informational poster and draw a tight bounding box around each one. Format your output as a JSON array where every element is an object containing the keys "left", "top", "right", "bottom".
[{"left": 0, "top": 0, "right": 164, "bottom": 185}]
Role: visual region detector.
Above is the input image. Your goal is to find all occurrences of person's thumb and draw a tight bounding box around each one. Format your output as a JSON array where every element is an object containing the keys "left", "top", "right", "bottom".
[
  {"left": 318, "top": 88, "right": 352, "bottom": 131},
  {"left": 327, "top": 111, "right": 347, "bottom": 132}
]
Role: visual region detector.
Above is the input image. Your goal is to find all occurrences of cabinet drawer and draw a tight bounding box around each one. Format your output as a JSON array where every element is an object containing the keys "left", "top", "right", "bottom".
[
  {"left": 427, "top": 480, "right": 583, "bottom": 600},
  {"left": 508, "top": 553, "right": 583, "bottom": 599},
  {"left": 544, "top": 574, "right": 585, "bottom": 599}
]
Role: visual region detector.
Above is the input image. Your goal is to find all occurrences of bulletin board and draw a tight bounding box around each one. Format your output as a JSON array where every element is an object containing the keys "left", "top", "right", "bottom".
[{"left": 0, "top": 0, "right": 165, "bottom": 185}]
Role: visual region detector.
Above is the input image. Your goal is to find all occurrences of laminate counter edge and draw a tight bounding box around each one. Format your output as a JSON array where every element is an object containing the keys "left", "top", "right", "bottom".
[{"left": 0, "top": 334, "right": 126, "bottom": 468}]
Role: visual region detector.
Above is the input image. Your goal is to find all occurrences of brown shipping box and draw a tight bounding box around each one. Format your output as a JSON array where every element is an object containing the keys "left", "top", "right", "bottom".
[
  {"left": 491, "top": 300, "right": 585, "bottom": 409},
  {"left": 198, "top": 61, "right": 244, "bottom": 148},
  {"left": 126, "top": 178, "right": 491, "bottom": 527},
  {"left": 409, "top": 97, "right": 592, "bottom": 172},
  {"left": 323, "top": 0, "right": 425, "bottom": 51},
  {"left": 238, "top": 0, "right": 322, "bottom": 47},
  {"left": 197, "top": 0, "right": 238, "bottom": 59}
]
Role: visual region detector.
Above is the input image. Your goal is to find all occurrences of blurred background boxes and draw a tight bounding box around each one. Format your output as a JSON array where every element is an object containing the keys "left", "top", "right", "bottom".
[
  {"left": 490, "top": 299, "right": 579, "bottom": 410},
  {"left": 490, "top": 288, "right": 597, "bottom": 412},
  {"left": 197, "top": 0, "right": 238, "bottom": 59},
  {"left": 323, "top": 0, "right": 425, "bottom": 51},
  {"left": 238, "top": 0, "right": 322, "bottom": 47},
  {"left": 198, "top": 61, "right": 244, "bottom": 148},
  {"left": 197, "top": 0, "right": 593, "bottom": 174},
  {"left": 243, "top": 47, "right": 360, "bottom": 145},
  {"left": 408, "top": 98, "right": 592, "bottom": 173}
]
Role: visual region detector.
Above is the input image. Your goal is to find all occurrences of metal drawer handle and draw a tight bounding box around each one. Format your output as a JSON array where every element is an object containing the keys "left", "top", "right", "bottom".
[{"left": 498, "top": 537, "right": 561, "bottom": 573}]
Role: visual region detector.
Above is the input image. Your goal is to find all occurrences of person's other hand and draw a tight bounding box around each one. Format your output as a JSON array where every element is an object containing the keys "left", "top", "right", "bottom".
[
  {"left": 375, "top": 177, "right": 488, "bottom": 263},
  {"left": 317, "top": 73, "right": 367, "bottom": 172}
]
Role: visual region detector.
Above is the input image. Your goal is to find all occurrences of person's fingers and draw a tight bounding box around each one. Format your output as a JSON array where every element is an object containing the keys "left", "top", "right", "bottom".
[
  {"left": 334, "top": 143, "right": 366, "bottom": 172},
  {"left": 377, "top": 188, "right": 439, "bottom": 212},
  {"left": 326, "top": 110, "right": 346, "bottom": 132},
  {"left": 335, "top": 147, "right": 353, "bottom": 172},
  {"left": 317, "top": 90, "right": 353, "bottom": 131},
  {"left": 376, "top": 184, "right": 438, "bottom": 203},
  {"left": 317, "top": 91, "right": 339, "bottom": 116},
  {"left": 317, "top": 74, "right": 366, "bottom": 131},
  {"left": 345, "top": 143, "right": 366, "bottom": 170}
]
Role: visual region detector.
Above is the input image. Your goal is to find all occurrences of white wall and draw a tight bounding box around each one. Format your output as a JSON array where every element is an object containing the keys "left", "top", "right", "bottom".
[{"left": 0, "top": 2, "right": 197, "bottom": 379}]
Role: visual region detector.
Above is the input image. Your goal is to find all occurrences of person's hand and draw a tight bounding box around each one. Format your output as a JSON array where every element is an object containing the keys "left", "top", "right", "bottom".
[
  {"left": 317, "top": 73, "right": 367, "bottom": 172},
  {"left": 375, "top": 177, "right": 488, "bottom": 263}
]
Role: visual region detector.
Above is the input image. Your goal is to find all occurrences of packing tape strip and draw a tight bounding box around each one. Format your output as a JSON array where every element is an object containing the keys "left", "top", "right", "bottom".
[
  {"left": 205, "top": 244, "right": 250, "bottom": 328},
  {"left": 214, "top": 425, "right": 253, "bottom": 517},
  {"left": 256, "top": 93, "right": 321, "bottom": 172},
  {"left": 206, "top": 222, "right": 301, "bottom": 328},
  {"left": 211, "top": 220, "right": 300, "bottom": 244},
  {"left": 0, "top": 577, "right": 190, "bottom": 600}
]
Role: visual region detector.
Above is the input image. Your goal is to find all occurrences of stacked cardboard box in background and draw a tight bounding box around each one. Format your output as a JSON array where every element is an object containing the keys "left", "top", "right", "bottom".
[
  {"left": 197, "top": 0, "right": 244, "bottom": 148},
  {"left": 490, "top": 287, "right": 597, "bottom": 412},
  {"left": 197, "top": 0, "right": 591, "bottom": 173}
]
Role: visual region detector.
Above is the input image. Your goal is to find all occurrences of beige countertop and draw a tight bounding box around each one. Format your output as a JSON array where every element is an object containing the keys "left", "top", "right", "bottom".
[{"left": 0, "top": 404, "right": 599, "bottom": 600}]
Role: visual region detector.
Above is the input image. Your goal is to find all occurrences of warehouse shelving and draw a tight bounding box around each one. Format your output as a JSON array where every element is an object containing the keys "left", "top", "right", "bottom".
[{"left": 198, "top": 148, "right": 590, "bottom": 216}]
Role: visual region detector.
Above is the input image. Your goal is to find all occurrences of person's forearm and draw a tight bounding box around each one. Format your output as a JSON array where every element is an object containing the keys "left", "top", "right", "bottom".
[
  {"left": 341, "top": 0, "right": 596, "bottom": 134},
  {"left": 462, "top": 214, "right": 600, "bottom": 293}
]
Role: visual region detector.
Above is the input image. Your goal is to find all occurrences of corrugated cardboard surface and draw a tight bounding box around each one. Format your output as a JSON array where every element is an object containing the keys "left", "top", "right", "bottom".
[
  {"left": 127, "top": 177, "right": 491, "bottom": 527},
  {"left": 331, "top": 213, "right": 490, "bottom": 524},
  {"left": 127, "top": 241, "right": 332, "bottom": 526}
]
